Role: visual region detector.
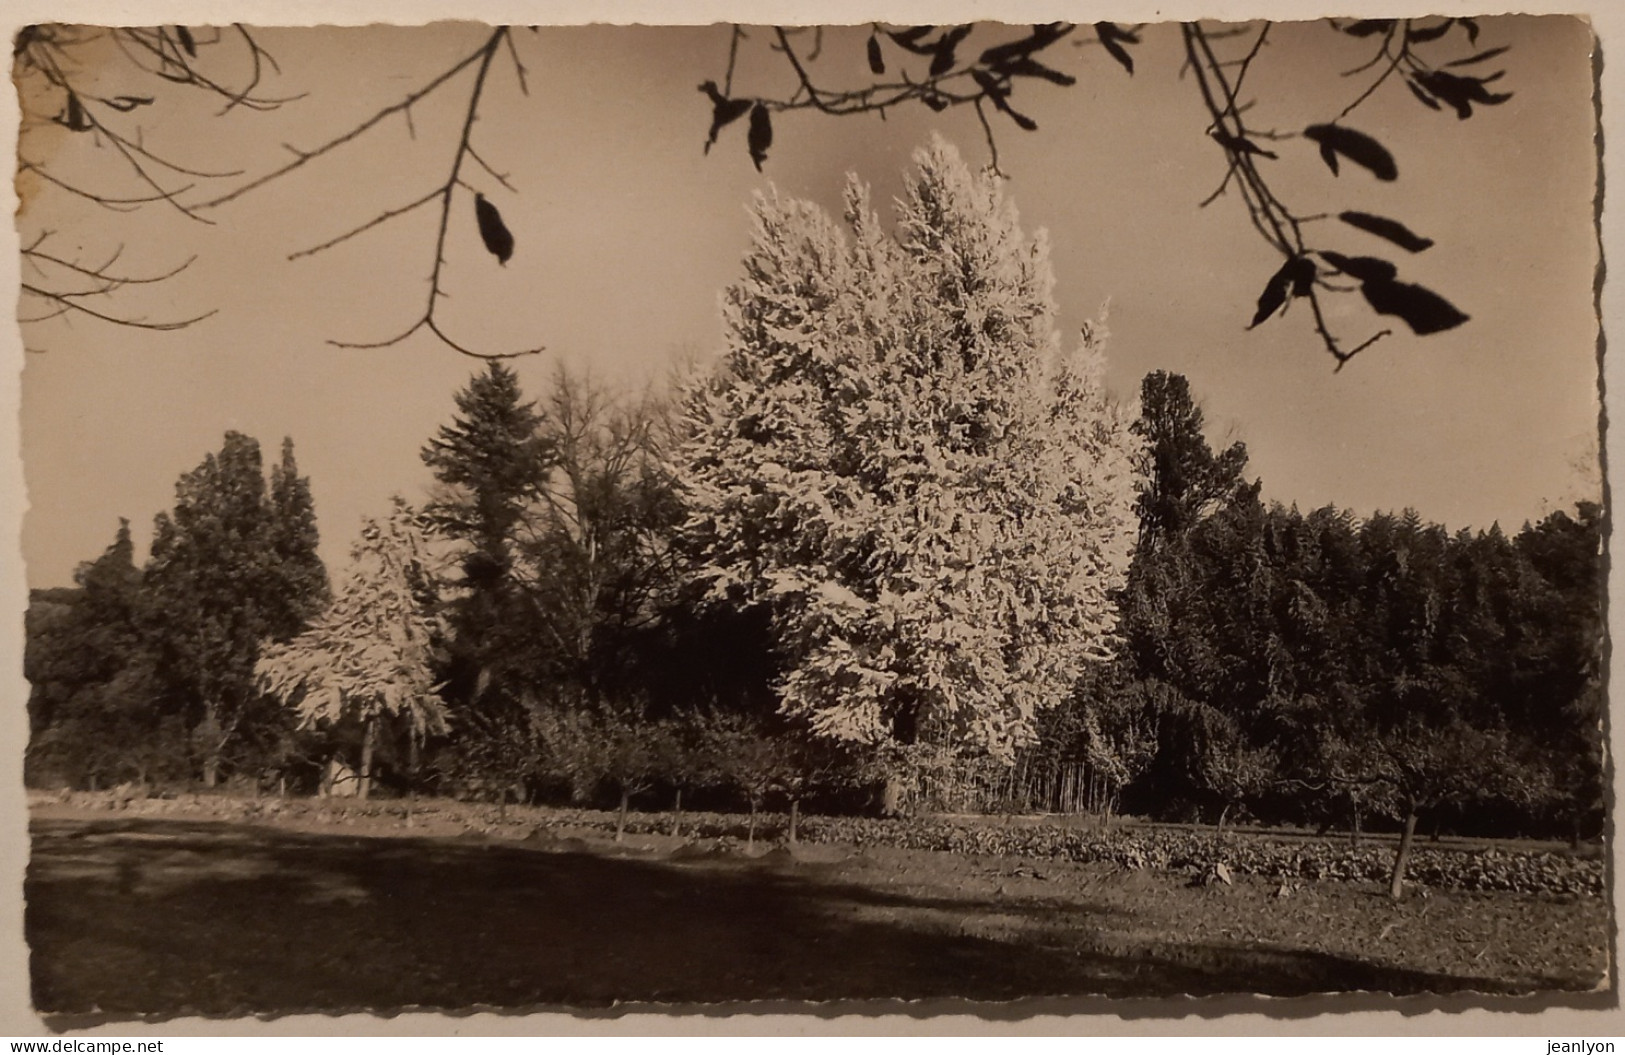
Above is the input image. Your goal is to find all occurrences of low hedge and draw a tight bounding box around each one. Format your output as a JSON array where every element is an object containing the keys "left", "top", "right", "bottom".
[
  {"left": 40, "top": 789, "right": 1603, "bottom": 897},
  {"left": 536, "top": 806, "right": 1605, "bottom": 897}
]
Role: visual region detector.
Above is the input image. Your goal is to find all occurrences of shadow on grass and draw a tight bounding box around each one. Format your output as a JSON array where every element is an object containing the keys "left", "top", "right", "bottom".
[{"left": 27, "top": 817, "right": 1533, "bottom": 1019}]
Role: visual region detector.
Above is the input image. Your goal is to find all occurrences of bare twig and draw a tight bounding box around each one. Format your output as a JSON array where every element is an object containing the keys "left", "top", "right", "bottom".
[
  {"left": 325, "top": 28, "right": 544, "bottom": 360},
  {"left": 288, "top": 188, "right": 442, "bottom": 260},
  {"left": 194, "top": 34, "right": 497, "bottom": 210}
]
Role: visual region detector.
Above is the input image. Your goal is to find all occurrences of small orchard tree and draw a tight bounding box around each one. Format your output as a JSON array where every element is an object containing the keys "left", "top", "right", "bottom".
[
  {"left": 1363, "top": 719, "right": 1547, "bottom": 900},
  {"left": 255, "top": 501, "right": 449, "bottom": 800},
  {"left": 692, "top": 711, "right": 796, "bottom": 849},
  {"left": 773, "top": 732, "right": 857, "bottom": 843},
  {"left": 535, "top": 702, "right": 678, "bottom": 841},
  {"left": 441, "top": 705, "right": 543, "bottom": 822},
  {"left": 677, "top": 137, "right": 1141, "bottom": 774}
]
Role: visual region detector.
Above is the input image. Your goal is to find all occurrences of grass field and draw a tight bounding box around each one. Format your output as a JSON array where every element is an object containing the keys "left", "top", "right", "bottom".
[{"left": 26, "top": 800, "right": 1611, "bottom": 1020}]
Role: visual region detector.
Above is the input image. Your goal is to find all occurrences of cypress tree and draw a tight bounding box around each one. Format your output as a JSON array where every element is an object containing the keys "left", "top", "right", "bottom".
[{"left": 266, "top": 437, "right": 330, "bottom": 640}]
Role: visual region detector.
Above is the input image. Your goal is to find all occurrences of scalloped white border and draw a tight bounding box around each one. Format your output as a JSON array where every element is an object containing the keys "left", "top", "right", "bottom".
[{"left": 1, "top": 0, "right": 1616, "bottom": 1037}]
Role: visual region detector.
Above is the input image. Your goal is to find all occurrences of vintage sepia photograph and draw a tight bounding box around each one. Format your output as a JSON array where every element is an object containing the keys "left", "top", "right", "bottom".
[{"left": 12, "top": 10, "right": 1610, "bottom": 1022}]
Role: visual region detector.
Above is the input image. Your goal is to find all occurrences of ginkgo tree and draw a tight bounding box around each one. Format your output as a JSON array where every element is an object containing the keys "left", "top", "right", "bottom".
[
  {"left": 678, "top": 137, "right": 1142, "bottom": 772},
  {"left": 255, "top": 499, "right": 450, "bottom": 799}
]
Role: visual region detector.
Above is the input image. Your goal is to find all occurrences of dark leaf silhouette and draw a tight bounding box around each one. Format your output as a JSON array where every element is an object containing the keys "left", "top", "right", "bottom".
[
  {"left": 921, "top": 92, "right": 949, "bottom": 112},
  {"left": 1303, "top": 123, "right": 1398, "bottom": 181},
  {"left": 1405, "top": 19, "right": 1455, "bottom": 44},
  {"left": 978, "top": 24, "right": 1070, "bottom": 67},
  {"left": 1360, "top": 279, "right": 1470, "bottom": 334},
  {"left": 1211, "top": 129, "right": 1277, "bottom": 159},
  {"left": 1342, "top": 19, "right": 1396, "bottom": 37},
  {"left": 867, "top": 35, "right": 885, "bottom": 75},
  {"left": 1339, "top": 211, "right": 1435, "bottom": 253},
  {"left": 1405, "top": 79, "right": 1443, "bottom": 110},
  {"left": 1461, "top": 17, "right": 1481, "bottom": 43},
  {"left": 886, "top": 26, "right": 937, "bottom": 54},
  {"left": 700, "top": 81, "right": 753, "bottom": 155},
  {"left": 1414, "top": 70, "right": 1513, "bottom": 120},
  {"left": 474, "top": 193, "right": 514, "bottom": 266},
  {"left": 1446, "top": 45, "right": 1511, "bottom": 67},
  {"left": 1288, "top": 256, "right": 1318, "bottom": 297},
  {"left": 928, "top": 25, "right": 974, "bottom": 77},
  {"left": 1249, "top": 255, "right": 1316, "bottom": 328},
  {"left": 1318, "top": 251, "right": 1398, "bottom": 284},
  {"left": 1317, "top": 142, "right": 1339, "bottom": 175},
  {"left": 1248, "top": 265, "right": 1289, "bottom": 329},
  {"left": 971, "top": 68, "right": 1004, "bottom": 98},
  {"left": 175, "top": 26, "right": 196, "bottom": 58},
  {"left": 972, "top": 69, "right": 1037, "bottom": 131},
  {"left": 104, "top": 95, "right": 155, "bottom": 113},
  {"left": 999, "top": 57, "right": 1075, "bottom": 86},
  {"left": 1095, "top": 23, "right": 1138, "bottom": 75},
  {"left": 748, "top": 103, "right": 773, "bottom": 171}
]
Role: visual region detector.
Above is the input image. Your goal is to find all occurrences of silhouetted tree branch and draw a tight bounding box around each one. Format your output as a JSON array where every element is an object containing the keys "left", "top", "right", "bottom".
[
  {"left": 15, "top": 24, "right": 285, "bottom": 343},
  {"left": 16, "top": 19, "right": 1514, "bottom": 364},
  {"left": 707, "top": 18, "right": 1506, "bottom": 367}
]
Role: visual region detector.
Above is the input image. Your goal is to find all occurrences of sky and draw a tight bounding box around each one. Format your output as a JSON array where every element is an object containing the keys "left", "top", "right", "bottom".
[{"left": 15, "top": 15, "right": 1601, "bottom": 588}]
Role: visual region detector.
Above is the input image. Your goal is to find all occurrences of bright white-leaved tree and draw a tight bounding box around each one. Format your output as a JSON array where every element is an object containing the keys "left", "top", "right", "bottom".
[
  {"left": 255, "top": 499, "right": 449, "bottom": 799},
  {"left": 678, "top": 137, "right": 1141, "bottom": 767}
]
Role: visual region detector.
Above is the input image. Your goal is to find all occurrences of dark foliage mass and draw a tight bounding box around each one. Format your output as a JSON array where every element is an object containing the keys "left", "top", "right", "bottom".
[
  {"left": 1009, "top": 372, "right": 1605, "bottom": 849},
  {"left": 27, "top": 434, "right": 329, "bottom": 791},
  {"left": 23, "top": 366, "right": 1606, "bottom": 863}
]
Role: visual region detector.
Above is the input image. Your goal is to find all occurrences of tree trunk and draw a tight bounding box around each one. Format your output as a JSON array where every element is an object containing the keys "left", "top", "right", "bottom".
[
  {"left": 197, "top": 708, "right": 227, "bottom": 788},
  {"left": 671, "top": 788, "right": 683, "bottom": 838},
  {"left": 747, "top": 798, "right": 758, "bottom": 851},
  {"left": 789, "top": 797, "right": 800, "bottom": 844},
  {"left": 616, "top": 787, "right": 630, "bottom": 843},
  {"left": 278, "top": 775, "right": 287, "bottom": 800},
  {"left": 1389, "top": 810, "right": 1419, "bottom": 900},
  {"left": 881, "top": 774, "right": 905, "bottom": 817},
  {"left": 358, "top": 717, "right": 376, "bottom": 801},
  {"left": 1217, "top": 802, "right": 1231, "bottom": 835},
  {"left": 1350, "top": 800, "right": 1362, "bottom": 850}
]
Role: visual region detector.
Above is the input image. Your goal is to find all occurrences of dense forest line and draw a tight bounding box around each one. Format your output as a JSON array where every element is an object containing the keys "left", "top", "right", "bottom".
[{"left": 25, "top": 144, "right": 1606, "bottom": 846}]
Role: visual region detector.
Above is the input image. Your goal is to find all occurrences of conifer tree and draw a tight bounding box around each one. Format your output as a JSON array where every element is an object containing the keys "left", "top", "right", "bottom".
[
  {"left": 420, "top": 363, "right": 551, "bottom": 713},
  {"left": 266, "top": 437, "right": 330, "bottom": 639},
  {"left": 421, "top": 362, "right": 550, "bottom": 581}
]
